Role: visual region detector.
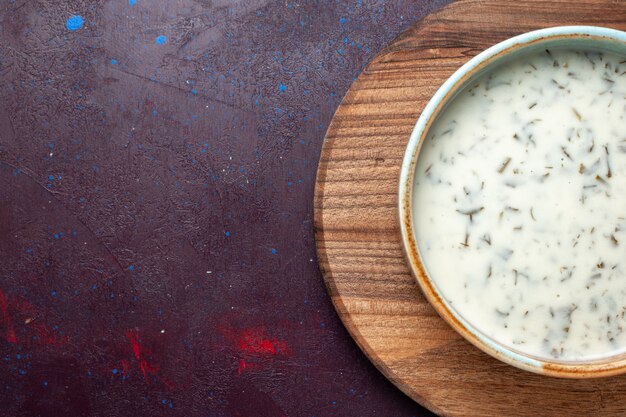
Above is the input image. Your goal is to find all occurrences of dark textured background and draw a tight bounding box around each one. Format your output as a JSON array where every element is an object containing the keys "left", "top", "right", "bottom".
[{"left": 0, "top": 1, "right": 450, "bottom": 415}]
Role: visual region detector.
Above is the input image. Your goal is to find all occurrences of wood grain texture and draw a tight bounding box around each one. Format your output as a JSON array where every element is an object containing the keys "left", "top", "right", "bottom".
[{"left": 314, "top": 1, "right": 626, "bottom": 416}]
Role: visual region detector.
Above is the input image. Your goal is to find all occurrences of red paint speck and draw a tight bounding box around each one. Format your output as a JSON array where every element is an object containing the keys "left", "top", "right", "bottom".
[
  {"left": 237, "top": 359, "right": 261, "bottom": 375},
  {"left": 125, "top": 329, "right": 159, "bottom": 382},
  {"left": 123, "top": 329, "right": 175, "bottom": 389},
  {"left": 237, "top": 359, "right": 246, "bottom": 375},
  {"left": 0, "top": 289, "right": 17, "bottom": 343},
  {"left": 220, "top": 325, "right": 291, "bottom": 375},
  {"left": 237, "top": 328, "right": 290, "bottom": 356}
]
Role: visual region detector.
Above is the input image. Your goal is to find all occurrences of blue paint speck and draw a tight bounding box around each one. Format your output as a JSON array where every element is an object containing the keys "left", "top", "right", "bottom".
[
  {"left": 129, "top": 265, "right": 135, "bottom": 271},
  {"left": 53, "top": 234, "right": 59, "bottom": 240},
  {"left": 279, "top": 84, "right": 286, "bottom": 92},
  {"left": 111, "top": 59, "right": 118, "bottom": 65},
  {"left": 16, "top": 354, "right": 21, "bottom": 359},
  {"left": 51, "top": 291, "right": 57, "bottom": 297},
  {"left": 224, "top": 231, "right": 231, "bottom": 237},
  {"left": 43, "top": 381, "right": 48, "bottom": 387},
  {"left": 191, "top": 89, "right": 197, "bottom": 95},
  {"left": 339, "top": 17, "right": 346, "bottom": 24},
  {"left": 48, "top": 174, "right": 54, "bottom": 181},
  {"left": 129, "top": 0, "right": 136, "bottom": 5},
  {"left": 161, "top": 399, "right": 167, "bottom": 404},
  {"left": 155, "top": 35, "right": 167, "bottom": 45},
  {"left": 271, "top": 248, "right": 277, "bottom": 255},
  {"left": 112, "top": 368, "right": 118, "bottom": 374},
  {"left": 152, "top": 109, "right": 158, "bottom": 116},
  {"left": 66, "top": 15, "right": 84, "bottom": 31}
]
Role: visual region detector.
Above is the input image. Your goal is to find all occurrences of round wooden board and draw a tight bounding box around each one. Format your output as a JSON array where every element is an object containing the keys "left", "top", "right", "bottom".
[{"left": 314, "top": 1, "right": 626, "bottom": 416}]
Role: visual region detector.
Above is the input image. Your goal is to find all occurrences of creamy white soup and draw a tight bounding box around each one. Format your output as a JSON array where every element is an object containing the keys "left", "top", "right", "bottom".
[{"left": 413, "top": 48, "right": 626, "bottom": 361}]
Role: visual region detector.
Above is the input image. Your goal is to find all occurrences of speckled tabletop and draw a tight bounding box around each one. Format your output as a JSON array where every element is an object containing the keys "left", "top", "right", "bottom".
[{"left": 0, "top": 1, "right": 450, "bottom": 416}]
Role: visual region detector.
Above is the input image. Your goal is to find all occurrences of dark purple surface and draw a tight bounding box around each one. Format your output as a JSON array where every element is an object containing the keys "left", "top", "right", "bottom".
[{"left": 0, "top": 1, "right": 450, "bottom": 416}]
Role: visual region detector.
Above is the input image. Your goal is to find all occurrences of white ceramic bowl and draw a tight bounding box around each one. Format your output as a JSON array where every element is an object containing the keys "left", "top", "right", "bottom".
[{"left": 399, "top": 26, "right": 626, "bottom": 378}]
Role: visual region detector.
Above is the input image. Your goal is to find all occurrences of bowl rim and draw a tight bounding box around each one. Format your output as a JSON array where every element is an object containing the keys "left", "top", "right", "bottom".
[{"left": 398, "top": 25, "right": 626, "bottom": 378}]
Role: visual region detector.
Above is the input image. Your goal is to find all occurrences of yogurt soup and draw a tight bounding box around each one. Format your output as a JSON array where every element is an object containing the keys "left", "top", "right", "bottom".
[{"left": 413, "top": 48, "right": 626, "bottom": 361}]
